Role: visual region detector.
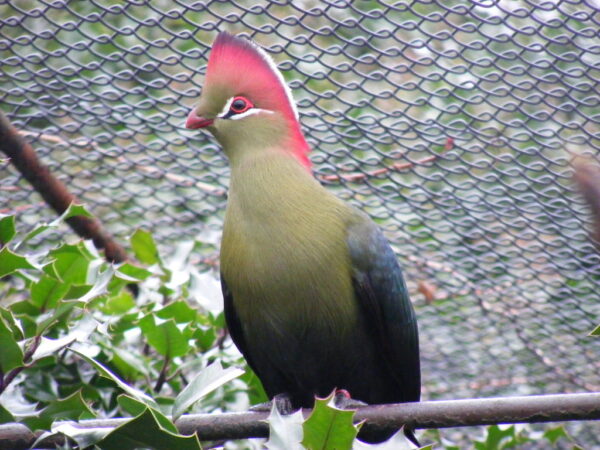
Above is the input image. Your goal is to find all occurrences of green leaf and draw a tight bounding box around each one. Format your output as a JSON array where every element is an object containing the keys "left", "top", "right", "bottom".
[
  {"left": 301, "top": 393, "right": 359, "bottom": 450},
  {"left": 156, "top": 300, "right": 197, "bottom": 323},
  {"left": 31, "top": 316, "right": 98, "bottom": 362},
  {"left": 23, "top": 390, "right": 95, "bottom": 431},
  {"left": 131, "top": 229, "right": 160, "bottom": 265},
  {"left": 116, "top": 262, "right": 152, "bottom": 281},
  {"left": 0, "top": 316, "right": 24, "bottom": 372},
  {"left": 0, "top": 307, "right": 24, "bottom": 340},
  {"left": 0, "top": 402, "right": 15, "bottom": 424},
  {"left": 589, "top": 324, "right": 600, "bottom": 336},
  {"left": 475, "top": 425, "right": 517, "bottom": 450},
  {"left": 0, "top": 215, "right": 16, "bottom": 244},
  {"left": 240, "top": 369, "right": 269, "bottom": 406},
  {"left": 118, "top": 394, "right": 148, "bottom": 417},
  {"left": 49, "top": 422, "right": 111, "bottom": 449},
  {"left": 117, "top": 395, "right": 177, "bottom": 433},
  {"left": 46, "top": 243, "right": 92, "bottom": 284},
  {"left": 108, "top": 347, "right": 150, "bottom": 380},
  {"left": 543, "top": 425, "right": 569, "bottom": 444},
  {"left": 96, "top": 408, "right": 202, "bottom": 450},
  {"left": 266, "top": 402, "right": 304, "bottom": 450},
  {"left": 77, "top": 266, "right": 114, "bottom": 304},
  {"left": 35, "top": 300, "right": 80, "bottom": 336},
  {"left": 0, "top": 247, "right": 35, "bottom": 277},
  {"left": 102, "top": 291, "right": 135, "bottom": 315},
  {"left": 57, "top": 203, "right": 94, "bottom": 222},
  {"left": 172, "top": 361, "right": 244, "bottom": 420},
  {"left": 69, "top": 348, "right": 158, "bottom": 409},
  {"left": 30, "top": 275, "right": 70, "bottom": 311},
  {"left": 139, "top": 316, "right": 189, "bottom": 358}
]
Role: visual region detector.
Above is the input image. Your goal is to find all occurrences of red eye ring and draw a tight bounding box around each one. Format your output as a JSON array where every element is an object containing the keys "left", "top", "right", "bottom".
[{"left": 230, "top": 96, "right": 253, "bottom": 114}]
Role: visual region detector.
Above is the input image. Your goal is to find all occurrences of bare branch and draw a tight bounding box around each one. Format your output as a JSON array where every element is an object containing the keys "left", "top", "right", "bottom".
[
  {"left": 0, "top": 112, "right": 128, "bottom": 264},
  {"left": 0, "top": 392, "right": 598, "bottom": 448}
]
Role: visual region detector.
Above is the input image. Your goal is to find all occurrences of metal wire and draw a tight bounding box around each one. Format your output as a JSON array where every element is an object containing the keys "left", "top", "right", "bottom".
[{"left": 1, "top": 0, "right": 599, "bottom": 445}]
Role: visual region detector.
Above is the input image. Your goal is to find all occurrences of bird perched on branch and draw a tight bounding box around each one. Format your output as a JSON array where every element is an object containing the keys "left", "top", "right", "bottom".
[{"left": 186, "top": 32, "right": 420, "bottom": 443}]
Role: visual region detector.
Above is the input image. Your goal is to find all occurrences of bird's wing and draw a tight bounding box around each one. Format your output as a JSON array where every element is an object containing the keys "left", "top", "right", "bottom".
[{"left": 347, "top": 217, "right": 421, "bottom": 402}]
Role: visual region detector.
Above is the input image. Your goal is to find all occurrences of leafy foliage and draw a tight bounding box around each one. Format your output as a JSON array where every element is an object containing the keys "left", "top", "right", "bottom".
[
  {"left": 0, "top": 209, "right": 581, "bottom": 449},
  {"left": 0, "top": 207, "right": 247, "bottom": 447}
]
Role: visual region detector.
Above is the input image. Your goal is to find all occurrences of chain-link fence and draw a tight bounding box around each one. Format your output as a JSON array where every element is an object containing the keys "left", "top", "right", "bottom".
[{"left": 1, "top": 0, "right": 600, "bottom": 445}]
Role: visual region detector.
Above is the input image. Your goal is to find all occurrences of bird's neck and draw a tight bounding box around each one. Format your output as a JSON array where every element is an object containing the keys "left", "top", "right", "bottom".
[{"left": 226, "top": 148, "right": 322, "bottom": 225}]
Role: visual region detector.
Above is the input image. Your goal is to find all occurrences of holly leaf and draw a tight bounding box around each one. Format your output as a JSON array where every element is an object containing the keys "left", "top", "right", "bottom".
[
  {"left": 31, "top": 316, "right": 98, "bottom": 362},
  {"left": 139, "top": 316, "right": 189, "bottom": 358},
  {"left": 69, "top": 348, "right": 158, "bottom": 409},
  {"left": 30, "top": 275, "right": 70, "bottom": 311},
  {"left": 0, "top": 402, "right": 15, "bottom": 425},
  {"left": 0, "top": 247, "right": 35, "bottom": 277},
  {"left": 49, "top": 422, "right": 111, "bottom": 449},
  {"left": 543, "top": 425, "right": 569, "bottom": 444},
  {"left": 353, "top": 428, "right": 416, "bottom": 449},
  {"left": 23, "top": 390, "right": 95, "bottom": 431},
  {"left": 156, "top": 300, "right": 197, "bottom": 324},
  {"left": 56, "top": 203, "right": 94, "bottom": 222},
  {"left": 302, "top": 393, "right": 359, "bottom": 450},
  {"left": 266, "top": 402, "right": 304, "bottom": 450},
  {"left": 131, "top": 229, "right": 160, "bottom": 265},
  {"left": 0, "top": 215, "right": 16, "bottom": 244},
  {"left": 96, "top": 408, "right": 202, "bottom": 450},
  {"left": 46, "top": 243, "right": 92, "bottom": 284},
  {"left": 118, "top": 395, "right": 177, "bottom": 433},
  {"left": 0, "top": 316, "right": 23, "bottom": 372},
  {"left": 172, "top": 361, "right": 244, "bottom": 420}
]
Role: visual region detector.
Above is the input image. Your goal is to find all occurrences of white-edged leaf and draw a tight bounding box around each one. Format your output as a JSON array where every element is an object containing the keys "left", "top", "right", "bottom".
[
  {"left": 353, "top": 427, "right": 418, "bottom": 449},
  {"left": 266, "top": 402, "right": 304, "bottom": 450},
  {"left": 172, "top": 361, "right": 244, "bottom": 420},
  {"left": 69, "top": 348, "right": 158, "bottom": 409},
  {"left": 31, "top": 316, "right": 98, "bottom": 362},
  {"left": 50, "top": 422, "right": 112, "bottom": 448},
  {"left": 78, "top": 266, "right": 114, "bottom": 303}
]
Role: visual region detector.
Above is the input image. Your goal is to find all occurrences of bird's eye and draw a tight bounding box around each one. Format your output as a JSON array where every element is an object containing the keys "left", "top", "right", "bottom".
[{"left": 230, "top": 96, "right": 253, "bottom": 114}]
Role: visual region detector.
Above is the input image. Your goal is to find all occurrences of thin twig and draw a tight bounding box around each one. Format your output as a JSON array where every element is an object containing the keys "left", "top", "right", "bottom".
[
  {"left": 0, "top": 335, "right": 42, "bottom": 394},
  {"left": 154, "top": 354, "right": 170, "bottom": 393}
]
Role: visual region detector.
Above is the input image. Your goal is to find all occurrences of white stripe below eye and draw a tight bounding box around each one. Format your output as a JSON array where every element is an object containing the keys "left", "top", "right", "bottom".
[
  {"left": 217, "top": 97, "right": 234, "bottom": 118},
  {"left": 229, "top": 108, "right": 274, "bottom": 120}
]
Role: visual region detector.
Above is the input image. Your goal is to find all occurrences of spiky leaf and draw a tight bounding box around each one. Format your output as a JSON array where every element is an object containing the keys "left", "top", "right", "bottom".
[{"left": 301, "top": 393, "right": 359, "bottom": 450}]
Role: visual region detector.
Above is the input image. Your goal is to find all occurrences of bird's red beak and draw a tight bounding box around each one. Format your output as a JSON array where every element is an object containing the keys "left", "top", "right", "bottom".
[{"left": 186, "top": 110, "right": 214, "bottom": 129}]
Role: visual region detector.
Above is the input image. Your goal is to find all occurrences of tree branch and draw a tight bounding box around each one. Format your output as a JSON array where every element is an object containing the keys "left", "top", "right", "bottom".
[
  {"left": 0, "top": 112, "right": 128, "bottom": 264},
  {"left": 0, "top": 392, "right": 598, "bottom": 449}
]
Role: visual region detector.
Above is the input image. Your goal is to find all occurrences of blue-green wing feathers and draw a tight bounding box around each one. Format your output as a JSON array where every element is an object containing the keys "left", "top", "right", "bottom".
[{"left": 347, "top": 218, "right": 421, "bottom": 403}]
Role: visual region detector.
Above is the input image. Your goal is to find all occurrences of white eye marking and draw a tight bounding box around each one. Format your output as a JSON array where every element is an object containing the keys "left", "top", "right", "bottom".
[
  {"left": 217, "top": 97, "right": 234, "bottom": 118},
  {"left": 229, "top": 108, "right": 274, "bottom": 120}
]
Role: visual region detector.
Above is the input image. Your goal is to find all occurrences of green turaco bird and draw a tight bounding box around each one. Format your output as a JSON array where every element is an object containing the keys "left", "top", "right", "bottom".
[{"left": 186, "top": 32, "right": 420, "bottom": 442}]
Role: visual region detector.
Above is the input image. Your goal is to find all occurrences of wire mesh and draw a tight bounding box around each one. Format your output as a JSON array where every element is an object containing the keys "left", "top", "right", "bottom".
[{"left": 1, "top": 0, "right": 600, "bottom": 445}]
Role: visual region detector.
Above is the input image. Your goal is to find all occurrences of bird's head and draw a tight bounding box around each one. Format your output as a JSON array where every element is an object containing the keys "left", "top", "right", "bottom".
[{"left": 186, "top": 32, "right": 310, "bottom": 168}]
